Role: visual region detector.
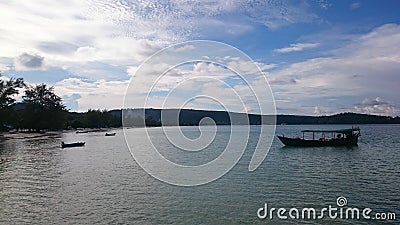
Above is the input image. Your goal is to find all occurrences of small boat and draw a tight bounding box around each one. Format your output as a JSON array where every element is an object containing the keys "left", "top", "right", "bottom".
[
  {"left": 76, "top": 130, "right": 88, "bottom": 134},
  {"left": 278, "top": 127, "right": 360, "bottom": 147},
  {"left": 105, "top": 132, "right": 116, "bottom": 136},
  {"left": 61, "top": 141, "right": 85, "bottom": 148}
]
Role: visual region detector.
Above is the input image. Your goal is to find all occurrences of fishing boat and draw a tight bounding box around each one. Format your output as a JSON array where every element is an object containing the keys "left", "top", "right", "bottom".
[
  {"left": 76, "top": 130, "right": 88, "bottom": 134},
  {"left": 61, "top": 141, "right": 85, "bottom": 148},
  {"left": 277, "top": 127, "right": 360, "bottom": 147},
  {"left": 105, "top": 132, "right": 116, "bottom": 136}
]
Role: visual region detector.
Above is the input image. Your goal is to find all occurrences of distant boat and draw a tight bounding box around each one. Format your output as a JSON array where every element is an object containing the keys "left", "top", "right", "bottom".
[
  {"left": 278, "top": 127, "right": 360, "bottom": 147},
  {"left": 105, "top": 132, "right": 116, "bottom": 136},
  {"left": 61, "top": 141, "right": 85, "bottom": 148},
  {"left": 76, "top": 130, "right": 88, "bottom": 134}
]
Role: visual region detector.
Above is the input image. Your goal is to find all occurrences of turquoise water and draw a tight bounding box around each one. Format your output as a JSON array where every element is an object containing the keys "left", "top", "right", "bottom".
[{"left": 0, "top": 125, "right": 399, "bottom": 224}]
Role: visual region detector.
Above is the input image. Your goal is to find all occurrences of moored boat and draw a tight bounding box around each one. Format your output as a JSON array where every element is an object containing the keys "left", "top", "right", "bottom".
[
  {"left": 76, "top": 130, "right": 88, "bottom": 134},
  {"left": 61, "top": 141, "right": 85, "bottom": 148},
  {"left": 278, "top": 127, "right": 360, "bottom": 147}
]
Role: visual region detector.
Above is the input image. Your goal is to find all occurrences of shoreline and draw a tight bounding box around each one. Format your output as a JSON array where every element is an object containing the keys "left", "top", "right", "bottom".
[
  {"left": 1, "top": 124, "right": 399, "bottom": 141},
  {"left": 0, "top": 131, "right": 63, "bottom": 140},
  {"left": 0, "top": 128, "right": 118, "bottom": 141}
]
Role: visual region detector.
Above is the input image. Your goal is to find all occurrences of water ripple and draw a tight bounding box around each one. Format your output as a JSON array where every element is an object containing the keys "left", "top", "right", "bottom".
[{"left": 0, "top": 125, "right": 399, "bottom": 224}]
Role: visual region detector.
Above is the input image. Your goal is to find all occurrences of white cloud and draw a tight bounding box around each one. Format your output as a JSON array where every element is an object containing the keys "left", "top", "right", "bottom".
[
  {"left": 124, "top": 57, "right": 275, "bottom": 114},
  {"left": 318, "top": 0, "right": 331, "bottom": 10},
  {"left": 0, "top": 1, "right": 165, "bottom": 78},
  {"left": 314, "top": 106, "right": 321, "bottom": 114},
  {"left": 90, "top": 0, "right": 319, "bottom": 33},
  {"left": 0, "top": 63, "right": 9, "bottom": 72},
  {"left": 227, "top": 59, "right": 276, "bottom": 75},
  {"left": 0, "top": 0, "right": 321, "bottom": 60},
  {"left": 268, "top": 24, "right": 400, "bottom": 115},
  {"left": 173, "top": 44, "right": 196, "bottom": 52},
  {"left": 130, "top": 61, "right": 234, "bottom": 95},
  {"left": 239, "top": 0, "right": 319, "bottom": 29},
  {"left": 350, "top": 2, "right": 361, "bottom": 9},
  {"left": 54, "top": 78, "right": 129, "bottom": 111},
  {"left": 274, "top": 43, "right": 320, "bottom": 53},
  {"left": 192, "top": 62, "right": 231, "bottom": 77},
  {"left": 354, "top": 97, "right": 397, "bottom": 116},
  {"left": 1, "top": 0, "right": 307, "bottom": 82}
]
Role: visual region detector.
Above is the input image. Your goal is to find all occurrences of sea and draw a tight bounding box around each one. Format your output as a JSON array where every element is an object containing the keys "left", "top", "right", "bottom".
[{"left": 0, "top": 125, "right": 399, "bottom": 224}]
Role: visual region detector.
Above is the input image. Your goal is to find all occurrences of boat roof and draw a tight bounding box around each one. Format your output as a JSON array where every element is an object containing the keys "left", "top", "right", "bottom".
[{"left": 301, "top": 128, "right": 360, "bottom": 133}]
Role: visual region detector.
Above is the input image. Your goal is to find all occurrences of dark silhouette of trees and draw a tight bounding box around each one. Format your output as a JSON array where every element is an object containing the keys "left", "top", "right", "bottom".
[
  {"left": 1, "top": 74, "right": 121, "bottom": 131},
  {"left": 0, "top": 74, "right": 25, "bottom": 131},
  {"left": 83, "top": 109, "right": 120, "bottom": 128},
  {"left": 66, "top": 109, "right": 122, "bottom": 129},
  {"left": 121, "top": 109, "right": 400, "bottom": 126},
  {"left": 0, "top": 75, "right": 24, "bottom": 109},
  {"left": 20, "top": 84, "right": 67, "bottom": 131}
]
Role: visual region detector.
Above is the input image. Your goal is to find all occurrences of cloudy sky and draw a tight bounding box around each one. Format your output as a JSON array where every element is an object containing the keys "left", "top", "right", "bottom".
[{"left": 0, "top": 0, "right": 399, "bottom": 116}]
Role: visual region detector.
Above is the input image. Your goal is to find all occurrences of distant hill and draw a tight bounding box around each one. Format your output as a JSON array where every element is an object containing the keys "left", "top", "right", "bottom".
[
  {"left": 276, "top": 113, "right": 400, "bottom": 124},
  {"left": 116, "top": 108, "right": 400, "bottom": 126}
]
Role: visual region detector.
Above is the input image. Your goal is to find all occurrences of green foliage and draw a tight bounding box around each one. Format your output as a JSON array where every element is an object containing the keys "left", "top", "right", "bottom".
[
  {"left": 145, "top": 116, "right": 161, "bottom": 127},
  {"left": 0, "top": 75, "right": 25, "bottom": 109},
  {"left": 23, "top": 84, "right": 65, "bottom": 110},
  {"left": 0, "top": 75, "right": 25, "bottom": 131},
  {"left": 66, "top": 109, "right": 122, "bottom": 129},
  {"left": 20, "top": 84, "right": 67, "bottom": 131},
  {"left": 0, "top": 75, "right": 122, "bottom": 131}
]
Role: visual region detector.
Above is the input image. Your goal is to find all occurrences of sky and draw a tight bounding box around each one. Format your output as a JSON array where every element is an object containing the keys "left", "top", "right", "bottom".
[{"left": 0, "top": 0, "right": 399, "bottom": 116}]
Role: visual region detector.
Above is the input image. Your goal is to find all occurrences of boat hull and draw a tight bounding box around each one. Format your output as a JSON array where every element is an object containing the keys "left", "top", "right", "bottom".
[
  {"left": 61, "top": 142, "right": 85, "bottom": 148},
  {"left": 277, "top": 135, "right": 358, "bottom": 147}
]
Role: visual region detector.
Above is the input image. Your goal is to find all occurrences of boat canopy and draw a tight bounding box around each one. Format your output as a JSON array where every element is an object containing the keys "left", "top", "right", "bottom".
[{"left": 301, "top": 128, "right": 360, "bottom": 133}]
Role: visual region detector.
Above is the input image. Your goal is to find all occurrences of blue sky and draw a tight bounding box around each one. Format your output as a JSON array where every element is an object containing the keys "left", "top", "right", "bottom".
[{"left": 0, "top": 0, "right": 399, "bottom": 116}]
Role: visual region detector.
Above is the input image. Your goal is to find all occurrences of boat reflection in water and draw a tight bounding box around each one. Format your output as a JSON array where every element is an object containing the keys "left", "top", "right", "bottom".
[{"left": 278, "top": 126, "right": 360, "bottom": 147}]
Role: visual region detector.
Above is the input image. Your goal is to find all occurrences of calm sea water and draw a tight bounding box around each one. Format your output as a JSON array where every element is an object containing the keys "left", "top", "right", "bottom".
[{"left": 0, "top": 125, "right": 399, "bottom": 224}]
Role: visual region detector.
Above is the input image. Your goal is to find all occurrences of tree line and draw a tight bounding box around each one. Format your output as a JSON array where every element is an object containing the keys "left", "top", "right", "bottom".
[
  {"left": 0, "top": 75, "right": 121, "bottom": 132},
  {"left": 121, "top": 108, "right": 400, "bottom": 126}
]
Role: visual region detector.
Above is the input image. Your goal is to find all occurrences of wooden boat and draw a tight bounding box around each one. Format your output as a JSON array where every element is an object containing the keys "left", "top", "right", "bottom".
[
  {"left": 105, "top": 132, "right": 116, "bottom": 136},
  {"left": 61, "top": 141, "right": 85, "bottom": 148},
  {"left": 76, "top": 130, "right": 88, "bottom": 134},
  {"left": 278, "top": 127, "right": 360, "bottom": 147}
]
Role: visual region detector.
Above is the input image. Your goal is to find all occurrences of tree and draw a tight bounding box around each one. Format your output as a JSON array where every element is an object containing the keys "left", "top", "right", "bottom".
[
  {"left": 84, "top": 109, "right": 102, "bottom": 128},
  {"left": 21, "top": 84, "right": 67, "bottom": 131},
  {"left": 0, "top": 75, "right": 24, "bottom": 109},
  {"left": 0, "top": 74, "right": 24, "bottom": 130},
  {"left": 78, "top": 109, "right": 121, "bottom": 128}
]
